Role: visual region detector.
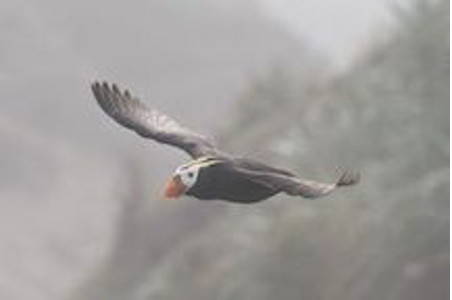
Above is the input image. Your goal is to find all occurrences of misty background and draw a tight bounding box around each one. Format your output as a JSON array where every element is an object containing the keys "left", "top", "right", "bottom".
[{"left": 0, "top": 0, "right": 448, "bottom": 299}]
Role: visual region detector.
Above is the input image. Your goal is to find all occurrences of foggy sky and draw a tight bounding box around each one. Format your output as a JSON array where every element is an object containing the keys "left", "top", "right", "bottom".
[{"left": 258, "top": 0, "right": 412, "bottom": 68}]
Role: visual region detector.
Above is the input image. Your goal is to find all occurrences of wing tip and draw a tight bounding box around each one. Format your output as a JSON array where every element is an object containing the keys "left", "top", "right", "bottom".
[
  {"left": 91, "top": 81, "right": 117, "bottom": 113},
  {"left": 91, "top": 81, "right": 127, "bottom": 98},
  {"left": 90, "top": 81, "right": 99, "bottom": 91},
  {"left": 337, "top": 171, "right": 360, "bottom": 187}
]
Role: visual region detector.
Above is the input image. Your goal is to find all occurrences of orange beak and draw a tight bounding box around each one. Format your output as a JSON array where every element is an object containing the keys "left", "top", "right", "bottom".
[{"left": 164, "top": 175, "right": 186, "bottom": 199}]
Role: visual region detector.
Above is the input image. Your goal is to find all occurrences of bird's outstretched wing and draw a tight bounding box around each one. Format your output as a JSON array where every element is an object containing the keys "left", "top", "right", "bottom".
[
  {"left": 92, "top": 81, "right": 219, "bottom": 158},
  {"left": 233, "top": 165, "right": 360, "bottom": 199},
  {"left": 284, "top": 171, "right": 360, "bottom": 198}
]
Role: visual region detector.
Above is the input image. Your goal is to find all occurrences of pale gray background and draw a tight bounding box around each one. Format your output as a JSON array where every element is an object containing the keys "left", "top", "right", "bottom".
[{"left": 0, "top": 0, "right": 448, "bottom": 299}]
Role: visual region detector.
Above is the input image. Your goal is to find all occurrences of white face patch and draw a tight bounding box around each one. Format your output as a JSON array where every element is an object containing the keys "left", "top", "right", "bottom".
[
  {"left": 175, "top": 164, "right": 200, "bottom": 190},
  {"left": 174, "top": 156, "right": 222, "bottom": 190}
]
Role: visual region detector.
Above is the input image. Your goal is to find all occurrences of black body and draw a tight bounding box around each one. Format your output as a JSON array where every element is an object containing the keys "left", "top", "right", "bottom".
[{"left": 186, "top": 159, "right": 280, "bottom": 203}]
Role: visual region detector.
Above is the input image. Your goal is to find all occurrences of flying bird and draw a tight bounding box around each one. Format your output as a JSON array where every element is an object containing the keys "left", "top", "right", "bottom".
[{"left": 92, "top": 82, "right": 359, "bottom": 204}]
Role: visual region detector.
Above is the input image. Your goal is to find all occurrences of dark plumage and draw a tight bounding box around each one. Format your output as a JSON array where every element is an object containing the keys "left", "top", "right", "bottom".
[{"left": 92, "top": 81, "right": 359, "bottom": 204}]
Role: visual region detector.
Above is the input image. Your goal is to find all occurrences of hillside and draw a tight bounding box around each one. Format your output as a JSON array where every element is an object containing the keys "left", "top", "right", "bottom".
[
  {"left": 0, "top": 0, "right": 315, "bottom": 141},
  {"left": 78, "top": 1, "right": 449, "bottom": 299},
  {"left": 0, "top": 1, "right": 313, "bottom": 299},
  {"left": 0, "top": 1, "right": 447, "bottom": 299}
]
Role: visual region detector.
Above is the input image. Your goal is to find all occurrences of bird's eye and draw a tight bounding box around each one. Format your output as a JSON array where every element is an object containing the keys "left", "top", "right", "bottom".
[{"left": 188, "top": 172, "right": 194, "bottom": 178}]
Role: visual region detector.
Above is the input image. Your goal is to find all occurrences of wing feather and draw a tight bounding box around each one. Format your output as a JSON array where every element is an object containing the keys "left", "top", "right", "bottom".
[
  {"left": 92, "top": 81, "right": 219, "bottom": 158},
  {"left": 232, "top": 165, "right": 359, "bottom": 199}
]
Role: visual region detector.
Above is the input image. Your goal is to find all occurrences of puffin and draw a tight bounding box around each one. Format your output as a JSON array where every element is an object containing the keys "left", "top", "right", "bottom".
[{"left": 92, "top": 82, "right": 359, "bottom": 204}]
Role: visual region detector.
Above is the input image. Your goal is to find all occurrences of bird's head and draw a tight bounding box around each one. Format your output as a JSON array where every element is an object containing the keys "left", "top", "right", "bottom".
[
  {"left": 164, "top": 163, "right": 201, "bottom": 199},
  {"left": 164, "top": 156, "right": 221, "bottom": 199}
]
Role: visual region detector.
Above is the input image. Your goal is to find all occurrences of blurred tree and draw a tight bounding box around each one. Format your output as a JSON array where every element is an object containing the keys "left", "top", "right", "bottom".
[
  {"left": 71, "top": 1, "right": 449, "bottom": 299},
  {"left": 215, "top": 1, "right": 449, "bottom": 299}
]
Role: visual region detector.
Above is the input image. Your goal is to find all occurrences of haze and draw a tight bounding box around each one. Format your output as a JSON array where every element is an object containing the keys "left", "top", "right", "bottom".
[
  {"left": 259, "top": 0, "right": 411, "bottom": 67},
  {"left": 0, "top": 0, "right": 447, "bottom": 299}
]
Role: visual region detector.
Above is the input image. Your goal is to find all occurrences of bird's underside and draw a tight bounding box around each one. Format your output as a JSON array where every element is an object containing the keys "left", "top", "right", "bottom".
[{"left": 92, "top": 81, "right": 359, "bottom": 203}]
